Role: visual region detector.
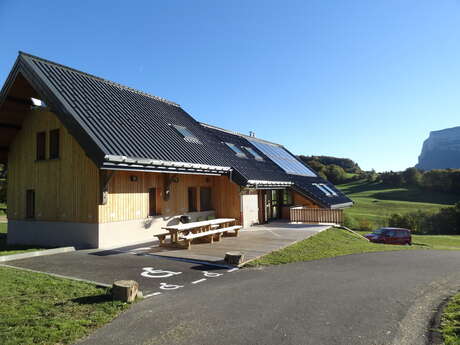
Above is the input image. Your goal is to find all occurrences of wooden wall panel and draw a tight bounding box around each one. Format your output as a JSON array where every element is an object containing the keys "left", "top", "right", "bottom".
[
  {"left": 292, "top": 191, "right": 320, "bottom": 208},
  {"left": 212, "top": 176, "right": 241, "bottom": 223},
  {"left": 98, "top": 172, "right": 231, "bottom": 223},
  {"left": 7, "top": 110, "right": 99, "bottom": 223}
]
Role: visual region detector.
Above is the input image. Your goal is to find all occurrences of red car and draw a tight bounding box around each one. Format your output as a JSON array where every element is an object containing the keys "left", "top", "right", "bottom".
[{"left": 364, "top": 227, "right": 412, "bottom": 245}]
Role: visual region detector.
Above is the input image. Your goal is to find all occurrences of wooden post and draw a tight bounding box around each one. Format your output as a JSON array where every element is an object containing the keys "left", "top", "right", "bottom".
[{"left": 112, "top": 280, "right": 139, "bottom": 303}]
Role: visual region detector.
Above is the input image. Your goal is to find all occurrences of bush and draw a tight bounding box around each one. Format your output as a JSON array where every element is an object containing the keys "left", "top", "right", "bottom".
[
  {"left": 388, "top": 203, "right": 460, "bottom": 235},
  {"left": 343, "top": 213, "right": 358, "bottom": 229}
]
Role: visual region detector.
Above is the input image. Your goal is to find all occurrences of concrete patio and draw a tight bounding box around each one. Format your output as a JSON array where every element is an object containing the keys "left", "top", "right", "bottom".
[{"left": 149, "top": 221, "right": 331, "bottom": 266}]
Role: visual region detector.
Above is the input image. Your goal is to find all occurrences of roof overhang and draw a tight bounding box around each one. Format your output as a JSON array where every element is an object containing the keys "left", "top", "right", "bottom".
[
  {"left": 245, "top": 179, "right": 293, "bottom": 189},
  {"left": 103, "top": 155, "right": 231, "bottom": 175},
  {"left": 330, "top": 202, "right": 354, "bottom": 209}
]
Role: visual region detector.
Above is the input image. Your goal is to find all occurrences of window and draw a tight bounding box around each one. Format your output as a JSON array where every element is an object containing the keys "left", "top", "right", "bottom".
[
  {"left": 321, "top": 184, "right": 338, "bottom": 196},
  {"left": 49, "top": 129, "right": 60, "bottom": 159},
  {"left": 200, "top": 187, "right": 212, "bottom": 211},
  {"left": 188, "top": 187, "right": 197, "bottom": 212},
  {"left": 172, "top": 124, "right": 202, "bottom": 144},
  {"left": 244, "top": 147, "right": 264, "bottom": 161},
  {"left": 26, "top": 189, "right": 35, "bottom": 219},
  {"left": 148, "top": 188, "right": 157, "bottom": 216},
  {"left": 282, "top": 190, "right": 293, "bottom": 206},
  {"left": 313, "top": 183, "right": 332, "bottom": 196},
  {"left": 313, "top": 183, "right": 338, "bottom": 197},
  {"left": 36, "top": 132, "right": 46, "bottom": 160},
  {"left": 225, "top": 142, "right": 247, "bottom": 158}
]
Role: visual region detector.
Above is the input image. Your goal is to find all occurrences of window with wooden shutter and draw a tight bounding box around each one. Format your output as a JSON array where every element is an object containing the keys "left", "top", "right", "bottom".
[
  {"left": 49, "top": 129, "right": 60, "bottom": 159},
  {"left": 36, "top": 132, "right": 46, "bottom": 160},
  {"left": 188, "top": 187, "right": 197, "bottom": 212},
  {"left": 26, "top": 189, "right": 35, "bottom": 219},
  {"left": 200, "top": 187, "right": 212, "bottom": 211},
  {"left": 148, "top": 188, "right": 157, "bottom": 216}
]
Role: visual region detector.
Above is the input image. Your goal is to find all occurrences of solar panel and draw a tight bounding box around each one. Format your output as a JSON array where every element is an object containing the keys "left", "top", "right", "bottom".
[{"left": 248, "top": 139, "right": 316, "bottom": 177}]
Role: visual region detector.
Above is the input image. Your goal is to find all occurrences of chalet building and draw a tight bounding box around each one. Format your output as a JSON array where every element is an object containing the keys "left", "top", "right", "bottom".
[{"left": 0, "top": 52, "right": 352, "bottom": 249}]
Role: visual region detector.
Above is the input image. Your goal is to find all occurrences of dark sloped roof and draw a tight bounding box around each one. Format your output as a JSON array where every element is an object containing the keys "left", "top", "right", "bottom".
[
  {"left": 201, "top": 124, "right": 291, "bottom": 185},
  {"left": 201, "top": 123, "right": 352, "bottom": 208},
  {"left": 0, "top": 52, "right": 352, "bottom": 207},
  {"left": 0, "top": 52, "right": 232, "bottom": 174}
]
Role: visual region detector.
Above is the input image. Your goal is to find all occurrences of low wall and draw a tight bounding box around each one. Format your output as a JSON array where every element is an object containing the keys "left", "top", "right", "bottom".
[
  {"left": 7, "top": 220, "right": 99, "bottom": 248},
  {"left": 8, "top": 210, "right": 217, "bottom": 249},
  {"left": 98, "top": 210, "right": 215, "bottom": 248}
]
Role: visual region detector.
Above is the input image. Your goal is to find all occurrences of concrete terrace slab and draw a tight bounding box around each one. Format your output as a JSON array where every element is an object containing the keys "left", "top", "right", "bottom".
[{"left": 149, "top": 222, "right": 330, "bottom": 265}]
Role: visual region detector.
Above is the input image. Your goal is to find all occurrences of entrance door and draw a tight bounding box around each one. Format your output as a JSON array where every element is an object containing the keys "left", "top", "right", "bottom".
[{"left": 259, "top": 190, "right": 282, "bottom": 223}]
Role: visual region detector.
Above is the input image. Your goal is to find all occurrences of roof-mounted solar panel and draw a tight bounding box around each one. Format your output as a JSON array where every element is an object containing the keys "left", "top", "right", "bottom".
[{"left": 248, "top": 139, "right": 316, "bottom": 177}]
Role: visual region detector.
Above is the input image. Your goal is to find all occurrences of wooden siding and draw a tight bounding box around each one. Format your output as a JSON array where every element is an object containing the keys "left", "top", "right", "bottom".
[
  {"left": 212, "top": 176, "right": 241, "bottom": 223},
  {"left": 7, "top": 110, "right": 100, "bottom": 222},
  {"left": 99, "top": 172, "right": 242, "bottom": 224},
  {"left": 292, "top": 191, "right": 320, "bottom": 208}
]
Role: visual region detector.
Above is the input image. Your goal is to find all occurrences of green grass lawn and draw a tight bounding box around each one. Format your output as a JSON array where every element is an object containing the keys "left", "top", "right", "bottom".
[
  {"left": 247, "top": 227, "right": 460, "bottom": 266},
  {"left": 0, "top": 223, "right": 43, "bottom": 256},
  {"left": 441, "top": 293, "right": 460, "bottom": 345},
  {"left": 337, "top": 180, "right": 458, "bottom": 229},
  {"left": 0, "top": 266, "right": 128, "bottom": 345}
]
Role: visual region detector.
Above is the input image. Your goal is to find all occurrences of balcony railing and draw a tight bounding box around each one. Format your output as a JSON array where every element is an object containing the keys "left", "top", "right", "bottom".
[{"left": 290, "top": 207, "right": 344, "bottom": 225}]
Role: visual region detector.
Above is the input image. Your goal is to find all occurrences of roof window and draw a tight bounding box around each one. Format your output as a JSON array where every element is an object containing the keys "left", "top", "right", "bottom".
[
  {"left": 313, "top": 183, "right": 338, "bottom": 197},
  {"left": 171, "top": 124, "right": 202, "bottom": 144},
  {"left": 225, "top": 142, "right": 247, "bottom": 158}
]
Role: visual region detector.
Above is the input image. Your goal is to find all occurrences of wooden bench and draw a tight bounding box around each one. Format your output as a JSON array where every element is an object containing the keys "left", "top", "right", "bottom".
[
  {"left": 154, "top": 232, "right": 172, "bottom": 246},
  {"left": 180, "top": 226, "right": 242, "bottom": 249}
]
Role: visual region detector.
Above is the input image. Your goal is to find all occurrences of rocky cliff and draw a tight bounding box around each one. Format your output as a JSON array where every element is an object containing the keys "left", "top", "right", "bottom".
[{"left": 416, "top": 126, "right": 460, "bottom": 170}]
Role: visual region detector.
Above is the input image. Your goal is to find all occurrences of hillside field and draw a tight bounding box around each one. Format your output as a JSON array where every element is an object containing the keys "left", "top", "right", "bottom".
[{"left": 337, "top": 180, "right": 459, "bottom": 229}]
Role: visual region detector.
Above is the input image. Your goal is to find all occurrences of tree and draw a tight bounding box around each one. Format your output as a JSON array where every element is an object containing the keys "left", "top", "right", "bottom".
[
  {"left": 324, "top": 164, "right": 347, "bottom": 184},
  {"left": 402, "top": 167, "right": 422, "bottom": 187}
]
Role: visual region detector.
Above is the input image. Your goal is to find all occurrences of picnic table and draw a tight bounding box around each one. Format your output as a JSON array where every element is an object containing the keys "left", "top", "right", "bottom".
[{"left": 159, "top": 218, "right": 241, "bottom": 249}]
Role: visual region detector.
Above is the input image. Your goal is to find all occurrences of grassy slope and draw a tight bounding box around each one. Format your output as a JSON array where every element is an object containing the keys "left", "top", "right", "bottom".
[
  {"left": 0, "top": 267, "right": 128, "bottom": 345},
  {"left": 441, "top": 293, "right": 460, "bottom": 345},
  {"left": 247, "top": 228, "right": 418, "bottom": 266},
  {"left": 247, "top": 228, "right": 460, "bottom": 266},
  {"left": 337, "top": 180, "right": 458, "bottom": 227}
]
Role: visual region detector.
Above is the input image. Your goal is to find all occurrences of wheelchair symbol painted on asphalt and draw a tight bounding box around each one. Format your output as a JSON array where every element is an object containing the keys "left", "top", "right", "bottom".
[
  {"left": 141, "top": 267, "right": 182, "bottom": 278},
  {"left": 202, "top": 271, "right": 223, "bottom": 278},
  {"left": 159, "top": 282, "right": 184, "bottom": 290}
]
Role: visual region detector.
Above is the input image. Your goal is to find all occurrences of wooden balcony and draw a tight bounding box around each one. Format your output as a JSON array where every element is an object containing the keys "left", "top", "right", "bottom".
[{"left": 289, "top": 207, "right": 344, "bottom": 225}]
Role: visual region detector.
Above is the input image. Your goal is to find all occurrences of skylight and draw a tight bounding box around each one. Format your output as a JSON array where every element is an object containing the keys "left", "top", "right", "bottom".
[
  {"left": 225, "top": 142, "right": 247, "bottom": 158},
  {"left": 248, "top": 139, "right": 316, "bottom": 177},
  {"left": 171, "top": 124, "right": 202, "bottom": 144},
  {"left": 313, "top": 183, "right": 338, "bottom": 197},
  {"left": 244, "top": 146, "right": 264, "bottom": 161}
]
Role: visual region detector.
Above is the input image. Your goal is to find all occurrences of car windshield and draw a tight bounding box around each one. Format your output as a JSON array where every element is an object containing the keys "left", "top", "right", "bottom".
[{"left": 373, "top": 229, "right": 385, "bottom": 235}]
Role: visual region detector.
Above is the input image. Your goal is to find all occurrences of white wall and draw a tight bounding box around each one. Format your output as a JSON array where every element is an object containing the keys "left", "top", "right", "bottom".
[{"left": 241, "top": 194, "right": 259, "bottom": 228}]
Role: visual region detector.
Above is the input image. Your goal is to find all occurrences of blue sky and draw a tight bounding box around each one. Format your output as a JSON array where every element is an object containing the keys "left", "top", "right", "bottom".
[{"left": 1, "top": 1, "right": 459, "bottom": 172}]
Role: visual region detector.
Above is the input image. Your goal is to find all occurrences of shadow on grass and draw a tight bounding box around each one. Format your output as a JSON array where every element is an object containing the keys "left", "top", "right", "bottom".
[
  {"left": 371, "top": 190, "right": 458, "bottom": 205},
  {"left": 340, "top": 181, "right": 457, "bottom": 205},
  {"left": 70, "top": 293, "right": 113, "bottom": 305},
  {"left": 412, "top": 243, "right": 430, "bottom": 247}
]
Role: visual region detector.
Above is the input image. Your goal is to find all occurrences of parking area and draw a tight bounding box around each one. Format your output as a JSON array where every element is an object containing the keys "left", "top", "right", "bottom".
[
  {"left": 2, "top": 222, "right": 329, "bottom": 297},
  {"left": 3, "top": 245, "right": 238, "bottom": 297}
]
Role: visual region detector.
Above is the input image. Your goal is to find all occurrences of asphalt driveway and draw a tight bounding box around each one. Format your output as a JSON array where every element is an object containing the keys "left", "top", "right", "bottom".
[
  {"left": 4, "top": 243, "right": 237, "bottom": 296},
  {"left": 74, "top": 250, "right": 460, "bottom": 345}
]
